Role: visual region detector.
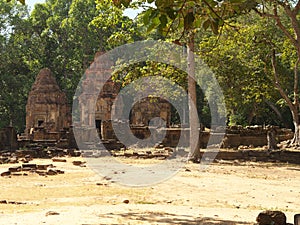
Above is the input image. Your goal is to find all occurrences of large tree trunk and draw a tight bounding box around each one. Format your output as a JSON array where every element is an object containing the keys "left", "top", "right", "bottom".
[{"left": 187, "top": 33, "right": 200, "bottom": 162}]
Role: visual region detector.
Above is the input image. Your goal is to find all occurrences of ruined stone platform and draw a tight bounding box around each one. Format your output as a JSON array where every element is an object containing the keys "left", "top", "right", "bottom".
[
  {"left": 109, "top": 147, "right": 300, "bottom": 165},
  {"left": 210, "top": 148, "right": 300, "bottom": 165}
]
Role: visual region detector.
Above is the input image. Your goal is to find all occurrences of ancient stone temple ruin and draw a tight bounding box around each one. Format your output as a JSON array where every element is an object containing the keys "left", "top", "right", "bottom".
[
  {"left": 15, "top": 53, "right": 294, "bottom": 152},
  {"left": 76, "top": 52, "right": 172, "bottom": 145},
  {"left": 76, "top": 52, "right": 121, "bottom": 141},
  {"left": 130, "top": 97, "right": 171, "bottom": 127},
  {"left": 24, "top": 68, "right": 71, "bottom": 142}
]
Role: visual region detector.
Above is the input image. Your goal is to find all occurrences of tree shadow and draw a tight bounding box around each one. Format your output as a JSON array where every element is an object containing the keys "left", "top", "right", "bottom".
[{"left": 98, "top": 211, "right": 253, "bottom": 225}]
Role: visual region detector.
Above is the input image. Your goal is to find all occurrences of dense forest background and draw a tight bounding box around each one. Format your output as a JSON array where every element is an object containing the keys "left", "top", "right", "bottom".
[{"left": 0, "top": 0, "right": 295, "bottom": 133}]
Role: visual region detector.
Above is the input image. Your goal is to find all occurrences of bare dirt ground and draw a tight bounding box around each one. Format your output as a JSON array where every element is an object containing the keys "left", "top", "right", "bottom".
[{"left": 0, "top": 156, "right": 299, "bottom": 225}]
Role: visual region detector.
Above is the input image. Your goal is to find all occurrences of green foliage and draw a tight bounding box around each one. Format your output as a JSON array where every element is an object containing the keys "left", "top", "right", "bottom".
[
  {"left": 1, "top": 0, "right": 299, "bottom": 133},
  {"left": 113, "top": 0, "right": 259, "bottom": 39},
  {"left": 28, "top": 0, "right": 136, "bottom": 103},
  {"left": 93, "top": 0, "right": 143, "bottom": 48},
  {"left": 0, "top": 0, "right": 33, "bottom": 132},
  {"left": 0, "top": 0, "right": 138, "bottom": 131},
  {"left": 6, "top": 0, "right": 25, "bottom": 5},
  {"left": 198, "top": 12, "right": 294, "bottom": 127}
]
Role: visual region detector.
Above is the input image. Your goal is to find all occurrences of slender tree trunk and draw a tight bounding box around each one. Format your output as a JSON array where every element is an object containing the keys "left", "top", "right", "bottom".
[
  {"left": 187, "top": 33, "right": 200, "bottom": 162},
  {"left": 291, "top": 49, "right": 300, "bottom": 145},
  {"left": 291, "top": 108, "right": 300, "bottom": 145},
  {"left": 256, "top": 2, "right": 300, "bottom": 146},
  {"left": 270, "top": 47, "right": 300, "bottom": 146}
]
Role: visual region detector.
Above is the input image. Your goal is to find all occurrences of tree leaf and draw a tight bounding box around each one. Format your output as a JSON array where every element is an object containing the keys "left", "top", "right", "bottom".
[
  {"left": 210, "top": 19, "right": 219, "bottom": 34},
  {"left": 146, "top": 16, "right": 160, "bottom": 33},
  {"left": 155, "top": 0, "right": 173, "bottom": 9},
  {"left": 142, "top": 9, "right": 152, "bottom": 25},
  {"left": 121, "top": 0, "right": 131, "bottom": 7},
  {"left": 159, "top": 14, "right": 168, "bottom": 28},
  {"left": 165, "top": 7, "right": 176, "bottom": 20},
  {"left": 202, "top": 19, "right": 210, "bottom": 30},
  {"left": 155, "top": 0, "right": 164, "bottom": 8},
  {"left": 184, "top": 12, "right": 195, "bottom": 30}
]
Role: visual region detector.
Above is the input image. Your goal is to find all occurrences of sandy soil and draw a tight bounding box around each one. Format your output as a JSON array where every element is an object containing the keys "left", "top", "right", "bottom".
[{"left": 0, "top": 156, "right": 299, "bottom": 225}]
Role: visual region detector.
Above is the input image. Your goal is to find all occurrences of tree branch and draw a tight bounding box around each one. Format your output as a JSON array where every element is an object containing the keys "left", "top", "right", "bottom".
[
  {"left": 277, "top": 1, "right": 300, "bottom": 51},
  {"left": 253, "top": 3, "right": 299, "bottom": 48},
  {"left": 274, "top": 0, "right": 291, "bottom": 11},
  {"left": 272, "top": 5, "right": 298, "bottom": 48},
  {"left": 202, "top": 0, "right": 223, "bottom": 21},
  {"left": 165, "top": 0, "right": 187, "bottom": 38},
  {"left": 202, "top": 0, "right": 237, "bottom": 30},
  {"left": 293, "top": 0, "right": 300, "bottom": 14},
  {"left": 252, "top": 8, "right": 277, "bottom": 18}
]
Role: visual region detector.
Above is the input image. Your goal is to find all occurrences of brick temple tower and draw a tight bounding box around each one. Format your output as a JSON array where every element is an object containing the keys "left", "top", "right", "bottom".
[{"left": 25, "top": 68, "right": 71, "bottom": 139}]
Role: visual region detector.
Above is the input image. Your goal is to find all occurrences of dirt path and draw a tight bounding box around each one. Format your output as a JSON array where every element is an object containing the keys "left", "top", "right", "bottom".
[{"left": 0, "top": 157, "right": 299, "bottom": 224}]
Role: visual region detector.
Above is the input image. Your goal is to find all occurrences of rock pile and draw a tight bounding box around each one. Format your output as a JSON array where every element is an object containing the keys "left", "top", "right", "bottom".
[
  {"left": 110, "top": 147, "right": 176, "bottom": 159},
  {"left": 0, "top": 163, "right": 64, "bottom": 177},
  {"left": 0, "top": 200, "right": 27, "bottom": 205},
  {"left": 0, "top": 146, "right": 81, "bottom": 165}
]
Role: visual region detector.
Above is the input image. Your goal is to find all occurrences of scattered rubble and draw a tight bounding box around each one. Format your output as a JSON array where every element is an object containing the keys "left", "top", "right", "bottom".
[
  {"left": 110, "top": 147, "right": 176, "bottom": 159},
  {"left": 0, "top": 163, "right": 63, "bottom": 177},
  {"left": 96, "top": 182, "right": 109, "bottom": 186},
  {"left": 0, "top": 146, "right": 81, "bottom": 165},
  {"left": 0, "top": 200, "right": 27, "bottom": 205}
]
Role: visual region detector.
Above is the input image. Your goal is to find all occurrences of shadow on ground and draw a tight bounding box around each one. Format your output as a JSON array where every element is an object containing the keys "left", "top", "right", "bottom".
[{"left": 96, "top": 211, "right": 252, "bottom": 225}]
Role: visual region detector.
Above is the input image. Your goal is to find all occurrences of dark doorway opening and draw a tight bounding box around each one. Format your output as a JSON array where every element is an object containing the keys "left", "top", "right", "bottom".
[
  {"left": 38, "top": 120, "right": 44, "bottom": 127},
  {"left": 95, "top": 120, "right": 102, "bottom": 139}
]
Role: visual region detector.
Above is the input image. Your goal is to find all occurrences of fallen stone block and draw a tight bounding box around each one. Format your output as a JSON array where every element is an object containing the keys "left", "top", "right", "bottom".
[
  {"left": 37, "top": 164, "right": 51, "bottom": 170},
  {"left": 21, "top": 167, "right": 34, "bottom": 172},
  {"left": 0, "top": 171, "right": 11, "bottom": 177},
  {"left": 35, "top": 171, "right": 47, "bottom": 176},
  {"left": 52, "top": 158, "right": 67, "bottom": 162},
  {"left": 46, "top": 169, "right": 57, "bottom": 175},
  {"left": 46, "top": 169, "right": 64, "bottom": 175},
  {"left": 22, "top": 164, "right": 37, "bottom": 169},
  {"left": 45, "top": 211, "right": 60, "bottom": 216},
  {"left": 9, "top": 157, "right": 18, "bottom": 164},
  {"left": 55, "top": 169, "right": 64, "bottom": 174},
  {"left": 256, "top": 210, "right": 286, "bottom": 225},
  {"left": 8, "top": 166, "right": 21, "bottom": 172},
  {"left": 11, "top": 173, "right": 22, "bottom": 176},
  {"left": 24, "top": 155, "right": 32, "bottom": 161},
  {"left": 72, "top": 161, "right": 85, "bottom": 166}
]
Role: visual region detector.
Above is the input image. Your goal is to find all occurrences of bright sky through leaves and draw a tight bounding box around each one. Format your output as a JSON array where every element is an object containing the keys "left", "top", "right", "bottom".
[{"left": 26, "top": 0, "right": 140, "bottom": 18}]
